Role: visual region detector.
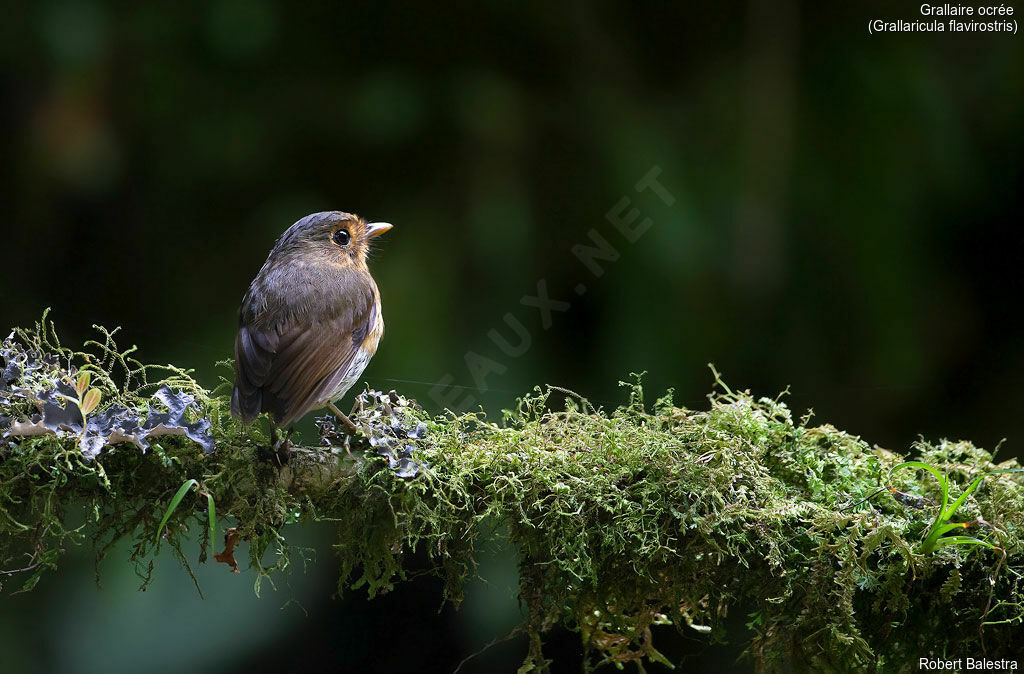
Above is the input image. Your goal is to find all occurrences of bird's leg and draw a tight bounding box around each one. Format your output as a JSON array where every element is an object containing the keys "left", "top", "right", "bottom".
[
  {"left": 267, "top": 420, "right": 279, "bottom": 453},
  {"left": 327, "top": 402, "right": 360, "bottom": 436},
  {"left": 266, "top": 421, "right": 293, "bottom": 466}
]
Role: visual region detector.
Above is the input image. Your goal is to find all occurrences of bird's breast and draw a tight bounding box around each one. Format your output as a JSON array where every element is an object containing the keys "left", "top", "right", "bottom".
[
  {"left": 368, "top": 293, "right": 385, "bottom": 347},
  {"left": 320, "top": 287, "right": 383, "bottom": 405}
]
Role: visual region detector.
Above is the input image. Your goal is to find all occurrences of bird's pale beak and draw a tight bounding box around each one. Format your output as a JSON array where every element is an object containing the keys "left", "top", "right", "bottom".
[{"left": 365, "top": 222, "right": 393, "bottom": 238}]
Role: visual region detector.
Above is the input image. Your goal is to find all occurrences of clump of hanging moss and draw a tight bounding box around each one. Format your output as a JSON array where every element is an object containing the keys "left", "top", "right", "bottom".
[{"left": 1, "top": 316, "right": 1022, "bottom": 673}]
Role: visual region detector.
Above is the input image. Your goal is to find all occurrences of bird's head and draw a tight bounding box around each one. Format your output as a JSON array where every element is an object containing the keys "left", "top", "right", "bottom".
[{"left": 272, "top": 211, "right": 392, "bottom": 270}]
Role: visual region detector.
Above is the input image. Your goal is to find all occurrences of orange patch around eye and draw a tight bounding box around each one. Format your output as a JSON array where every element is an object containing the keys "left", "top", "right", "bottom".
[{"left": 330, "top": 225, "right": 352, "bottom": 246}]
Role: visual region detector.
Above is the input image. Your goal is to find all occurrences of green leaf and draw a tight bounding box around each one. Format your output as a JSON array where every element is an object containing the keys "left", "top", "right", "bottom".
[
  {"left": 932, "top": 536, "right": 999, "bottom": 551},
  {"left": 80, "top": 388, "right": 102, "bottom": 415},
  {"left": 945, "top": 468, "right": 1024, "bottom": 522},
  {"left": 205, "top": 490, "right": 216, "bottom": 551},
  {"left": 75, "top": 371, "right": 91, "bottom": 395},
  {"left": 889, "top": 461, "right": 949, "bottom": 515},
  {"left": 932, "top": 522, "right": 969, "bottom": 538},
  {"left": 155, "top": 479, "right": 198, "bottom": 547}
]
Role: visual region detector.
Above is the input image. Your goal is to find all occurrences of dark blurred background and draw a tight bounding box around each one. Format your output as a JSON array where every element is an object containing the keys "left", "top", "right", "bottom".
[{"left": 1, "top": 1, "right": 1021, "bottom": 672}]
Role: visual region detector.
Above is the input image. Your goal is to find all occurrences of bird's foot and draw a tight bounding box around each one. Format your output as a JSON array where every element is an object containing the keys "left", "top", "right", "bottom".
[{"left": 327, "top": 402, "right": 360, "bottom": 436}]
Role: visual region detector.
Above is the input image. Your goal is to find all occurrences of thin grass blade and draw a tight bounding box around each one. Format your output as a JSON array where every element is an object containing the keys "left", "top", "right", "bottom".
[
  {"left": 932, "top": 536, "right": 999, "bottom": 551},
  {"left": 205, "top": 490, "right": 216, "bottom": 551},
  {"left": 944, "top": 474, "right": 989, "bottom": 522},
  {"left": 155, "top": 479, "right": 198, "bottom": 546},
  {"left": 890, "top": 461, "right": 950, "bottom": 515}
]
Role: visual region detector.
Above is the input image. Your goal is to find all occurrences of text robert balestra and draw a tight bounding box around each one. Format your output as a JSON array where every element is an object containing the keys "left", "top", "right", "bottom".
[{"left": 920, "top": 657, "right": 1019, "bottom": 671}]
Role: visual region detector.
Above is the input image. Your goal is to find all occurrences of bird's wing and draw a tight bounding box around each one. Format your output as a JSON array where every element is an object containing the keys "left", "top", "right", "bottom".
[
  {"left": 231, "top": 323, "right": 276, "bottom": 421},
  {"left": 232, "top": 270, "right": 378, "bottom": 426}
]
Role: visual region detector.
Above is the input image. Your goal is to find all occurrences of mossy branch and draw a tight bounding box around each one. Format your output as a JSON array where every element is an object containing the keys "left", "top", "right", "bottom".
[{"left": 1, "top": 316, "right": 1023, "bottom": 672}]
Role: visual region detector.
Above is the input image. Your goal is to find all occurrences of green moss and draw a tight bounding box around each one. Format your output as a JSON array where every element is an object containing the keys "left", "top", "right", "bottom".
[{"left": 1, "top": 319, "right": 1022, "bottom": 672}]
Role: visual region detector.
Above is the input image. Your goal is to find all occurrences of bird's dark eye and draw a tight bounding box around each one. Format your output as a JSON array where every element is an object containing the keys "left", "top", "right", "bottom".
[{"left": 332, "top": 228, "right": 351, "bottom": 246}]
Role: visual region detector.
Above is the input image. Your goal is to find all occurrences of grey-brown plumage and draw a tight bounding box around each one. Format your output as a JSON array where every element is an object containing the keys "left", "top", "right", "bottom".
[{"left": 231, "top": 211, "right": 390, "bottom": 427}]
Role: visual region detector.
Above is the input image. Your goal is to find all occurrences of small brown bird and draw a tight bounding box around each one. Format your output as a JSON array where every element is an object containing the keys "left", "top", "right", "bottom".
[{"left": 231, "top": 211, "right": 391, "bottom": 433}]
